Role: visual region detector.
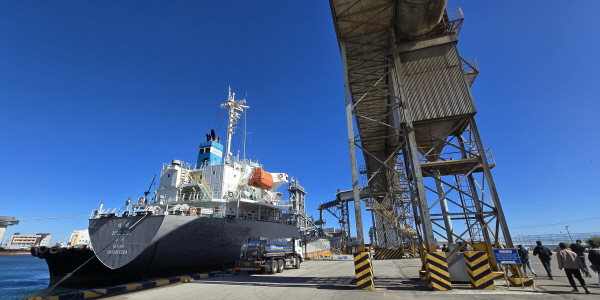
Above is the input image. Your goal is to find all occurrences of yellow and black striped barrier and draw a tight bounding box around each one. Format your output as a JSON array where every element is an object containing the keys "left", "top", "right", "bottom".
[
  {"left": 353, "top": 251, "right": 374, "bottom": 290},
  {"left": 373, "top": 248, "right": 405, "bottom": 260},
  {"left": 23, "top": 272, "right": 227, "bottom": 300},
  {"left": 508, "top": 276, "right": 535, "bottom": 287},
  {"left": 491, "top": 271, "right": 504, "bottom": 280},
  {"left": 464, "top": 251, "right": 495, "bottom": 290},
  {"left": 408, "top": 246, "right": 416, "bottom": 258},
  {"left": 424, "top": 252, "right": 452, "bottom": 290}
]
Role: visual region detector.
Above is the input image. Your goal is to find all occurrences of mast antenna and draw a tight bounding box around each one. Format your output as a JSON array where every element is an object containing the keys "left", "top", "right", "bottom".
[{"left": 220, "top": 86, "right": 249, "bottom": 162}]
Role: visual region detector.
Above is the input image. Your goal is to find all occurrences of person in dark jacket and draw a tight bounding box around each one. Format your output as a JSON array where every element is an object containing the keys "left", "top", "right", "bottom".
[
  {"left": 517, "top": 245, "right": 537, "bottom": 277},
  {"left": 533, "top": 240, "right": 553, "bottom": 279},
  {"left": 588, "top": 242, "right": 600, "bottom": 286},
  {"left": 571, "top": 239, "right": 591, "bottom": 278}
]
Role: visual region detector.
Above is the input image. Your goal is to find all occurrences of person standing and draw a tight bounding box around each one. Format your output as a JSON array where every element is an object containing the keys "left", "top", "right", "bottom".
[
  {"left": 517, "top": 245, "right": 537, "bottom": 277},
  {"left": 571, "top": 239, "right": 592, "bottom": 278},
  {"left": 441, "top": 244, "right": 447, "bottom": 252},
  {"left": 588, "top": 242, "right": 600, "bottom": 286},
  {"left": 533, "top": 240, "right": 554, "bottom": 279},
  {"left": 557, "top": 242, "right": 590, "bottom": 294}
]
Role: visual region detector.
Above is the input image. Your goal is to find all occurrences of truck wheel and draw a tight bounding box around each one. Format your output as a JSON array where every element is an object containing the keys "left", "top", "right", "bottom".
[
  {"left": 267, "top": 260, "right": 277, "bottom": 274},
  {"left": 277, "top": 259, "right": 284, "bottom": 273},
  {"left": 293, "top": 257, "right": 301, "bottom": 269}
]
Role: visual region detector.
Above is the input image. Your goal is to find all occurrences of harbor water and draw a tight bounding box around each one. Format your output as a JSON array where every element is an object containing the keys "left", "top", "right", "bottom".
[{"left": 0, "top": 255, "right": 49, "bottom": 300}]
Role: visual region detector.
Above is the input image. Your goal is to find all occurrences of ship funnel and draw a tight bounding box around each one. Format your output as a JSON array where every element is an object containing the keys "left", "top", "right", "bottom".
[{"left": 172, "top": 160, "right": 181, "bottom": 166}]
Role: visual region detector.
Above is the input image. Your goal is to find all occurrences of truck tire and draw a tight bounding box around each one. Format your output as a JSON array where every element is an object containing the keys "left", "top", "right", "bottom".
[
  {"left": 293, "top": 257, "right": 301, "bottom": 269},
  {"left": 267, "top": 260, "right": 277, "bottom": 274},
  {"left": 277, "top": 259, "right": 285, "bottom": 273}
]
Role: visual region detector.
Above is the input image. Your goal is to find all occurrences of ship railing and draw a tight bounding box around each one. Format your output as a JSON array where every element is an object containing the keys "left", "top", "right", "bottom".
[
  {"left": 90, "top": 206, "right": 129, "bottom": 218},
  {"left": 92, "top": 200, "right": 297, "bottom": 220},
  {"left": 92, "top": 204, "right": 230, "bottom": 218},
  {"left": 274, "top": 200, "right": 292, "bottom": 208},
  {"left": 162, "top": 161, "right": 192, "bottom": 170}
]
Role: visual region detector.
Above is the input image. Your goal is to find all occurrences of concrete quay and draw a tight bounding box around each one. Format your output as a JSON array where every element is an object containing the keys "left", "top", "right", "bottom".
[{"left": 102, "top": 255, "right": 599, "bottom": 300}]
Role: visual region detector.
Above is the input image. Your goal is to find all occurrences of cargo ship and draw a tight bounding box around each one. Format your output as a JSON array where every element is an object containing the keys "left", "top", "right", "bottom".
[
  {"left": 33, "top": 88, "right": 314, "bottom": 287},
  {"left": 0, "top": 246, "right": 30, "bottom": 256}
]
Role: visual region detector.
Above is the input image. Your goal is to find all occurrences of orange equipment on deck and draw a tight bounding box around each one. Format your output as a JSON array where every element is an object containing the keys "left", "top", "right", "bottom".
[{"left": 248, "top": 168, "right": 274, "bottom": 190}]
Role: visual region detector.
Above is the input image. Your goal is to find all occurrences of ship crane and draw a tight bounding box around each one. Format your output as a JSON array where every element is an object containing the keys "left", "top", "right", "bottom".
[{"left": 143, "top": 174, "right": 157, "bottom": 200}]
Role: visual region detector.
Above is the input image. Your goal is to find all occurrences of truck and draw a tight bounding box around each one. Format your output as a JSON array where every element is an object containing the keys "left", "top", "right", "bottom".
[{"left": 234, "top": 238, "right": 303, "bottom": 274}]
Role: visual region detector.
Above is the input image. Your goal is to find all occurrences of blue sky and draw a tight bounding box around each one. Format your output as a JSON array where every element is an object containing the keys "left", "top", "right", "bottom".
[{"left": 1, "top": 1, "right": 599, "bottom": 245}]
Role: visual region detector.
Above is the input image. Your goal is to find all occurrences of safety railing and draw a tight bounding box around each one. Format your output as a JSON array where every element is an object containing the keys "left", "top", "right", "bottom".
[
  {"left": 445, "top": 7, "right": 464, "bottom": 35},
  {"left": 418, "top": 147, "right": 495, "bottom": 166}
]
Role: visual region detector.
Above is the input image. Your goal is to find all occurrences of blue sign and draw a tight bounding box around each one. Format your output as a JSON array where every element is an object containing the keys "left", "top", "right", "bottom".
[{"left": 492, "top": 249, "right": 521, "bottom": 264}]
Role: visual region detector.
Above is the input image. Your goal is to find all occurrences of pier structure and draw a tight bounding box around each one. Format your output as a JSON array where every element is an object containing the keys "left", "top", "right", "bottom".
[
  {"left": 329, "top": 0, "right": 516, "bottom": 282},
  {"left": 317, "top": 190, "right": 352, "bottom": 253},
  {"left": 0, "top": 216, "right": 19, "bottom": 245}
]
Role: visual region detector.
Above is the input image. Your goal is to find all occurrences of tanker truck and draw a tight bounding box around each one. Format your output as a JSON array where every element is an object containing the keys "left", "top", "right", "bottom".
[{"left": 234, "top": 238, "right": 303, "bottom": 274}]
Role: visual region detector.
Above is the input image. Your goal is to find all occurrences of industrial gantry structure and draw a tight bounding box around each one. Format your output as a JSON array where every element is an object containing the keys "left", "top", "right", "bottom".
[{"left": 329, "top": 0, "right": 514, "bottom": 261}]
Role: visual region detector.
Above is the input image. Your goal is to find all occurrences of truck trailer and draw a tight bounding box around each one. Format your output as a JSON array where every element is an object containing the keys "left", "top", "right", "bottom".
[{"left": 234, "top": 238, "right": 303, "bottom": 274}]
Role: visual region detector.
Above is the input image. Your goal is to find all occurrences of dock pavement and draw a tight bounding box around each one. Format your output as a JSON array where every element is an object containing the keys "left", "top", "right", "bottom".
[{"left": 105, "top": 255, "right": 599, "bottom": 300}]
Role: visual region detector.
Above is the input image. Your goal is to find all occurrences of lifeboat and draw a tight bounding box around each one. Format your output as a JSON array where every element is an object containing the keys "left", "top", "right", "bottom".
[{"left": 248, "top": 168, "right": 274, "bottom": 190}]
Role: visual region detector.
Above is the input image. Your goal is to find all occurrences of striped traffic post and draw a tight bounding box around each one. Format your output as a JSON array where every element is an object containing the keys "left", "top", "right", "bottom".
[
  {"left": 424, "top": 252, "right": 452, "bottom": 290},
  {"left": 353, "top": 251, "right": 374, "bottom": 290},
  {"left": 408, "top": 246, "right": 416, "bottom": 258},
  {"left": 464, "top": 251, "right": 496, "bottom": 289}
]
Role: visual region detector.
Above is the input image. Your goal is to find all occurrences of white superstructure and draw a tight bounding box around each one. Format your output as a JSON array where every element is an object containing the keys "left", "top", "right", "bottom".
[{"left": 92, "top": 88, "right": 312, "bottom": 231}]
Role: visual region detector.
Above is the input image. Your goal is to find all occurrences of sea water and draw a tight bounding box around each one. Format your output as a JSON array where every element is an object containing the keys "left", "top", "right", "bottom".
[{"left": 0, "top": 255, "right": 49, "bottom": 300}]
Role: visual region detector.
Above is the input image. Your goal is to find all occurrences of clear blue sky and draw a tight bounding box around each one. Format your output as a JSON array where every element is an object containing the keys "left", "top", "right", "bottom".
[{"left": 1, "top": 1, "right": 599, "bottom": 245}]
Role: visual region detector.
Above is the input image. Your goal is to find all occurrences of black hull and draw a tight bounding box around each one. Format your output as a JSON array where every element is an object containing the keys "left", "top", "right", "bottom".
[
  {"left": 89, "top": 215, "right": 300, "bottom": 279},
  {"left": 32, "top": 215, "right": 301, "bottom": 287},
  {"left": 31, "top": 247, "right": 140, "bottom": 288}
]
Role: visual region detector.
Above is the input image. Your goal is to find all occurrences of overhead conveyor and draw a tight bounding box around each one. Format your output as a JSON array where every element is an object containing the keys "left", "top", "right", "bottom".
[{"left": 330, "top": 0, "right": 514, "bottom": 263}]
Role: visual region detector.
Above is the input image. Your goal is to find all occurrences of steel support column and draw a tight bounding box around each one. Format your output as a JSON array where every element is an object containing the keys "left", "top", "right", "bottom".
[
  {"left": 341, "top": 41, "right": 366, "bottom": 252},
  {"left": 389, "top": 28, "right": 436, "bottom": 251}
]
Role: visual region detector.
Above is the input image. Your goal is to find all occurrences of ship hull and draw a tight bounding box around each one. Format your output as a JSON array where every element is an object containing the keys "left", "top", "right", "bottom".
[
  {"left": 31, "top": 246, "right": 139, "bottom": 288},
  {"left": 89, "top": 214, "right": 300, "bottom": 279},
  {"left": 0, "top": 249, "right": 30, "bottom": 255}
]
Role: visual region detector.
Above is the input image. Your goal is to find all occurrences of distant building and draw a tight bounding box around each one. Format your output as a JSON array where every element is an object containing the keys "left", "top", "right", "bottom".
[
  {"left": 9, "top": 233, "right": 52, "bottom": 247},
  {"left": 69, "top": 229, "right": 90, "bottom": 246}
]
